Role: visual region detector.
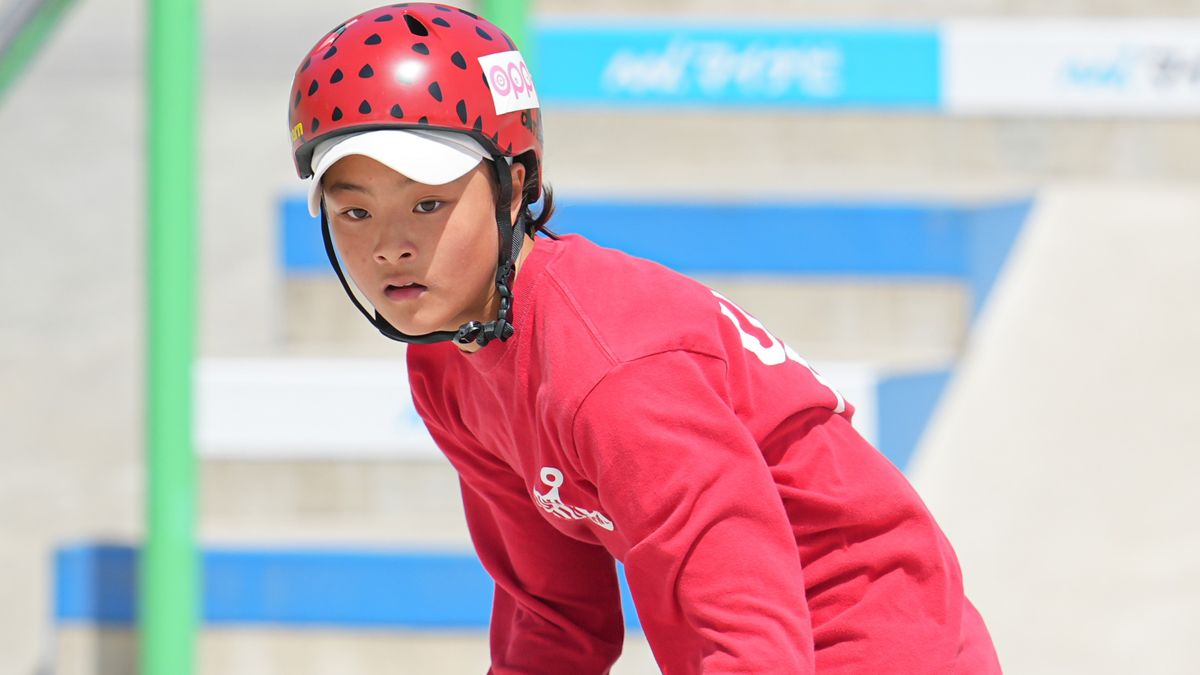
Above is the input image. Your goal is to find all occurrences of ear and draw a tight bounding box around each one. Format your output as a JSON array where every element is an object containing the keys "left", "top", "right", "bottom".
[{"left": 508, "top": 161, "right": 527, "bottom": 226}]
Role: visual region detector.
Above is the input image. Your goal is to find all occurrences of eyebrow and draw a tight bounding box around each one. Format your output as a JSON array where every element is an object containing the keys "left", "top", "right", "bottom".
[
  {"left": 325, "top": 174, "right": 415, "bottom": 196},
  {"left": 325, "top": 181, "right": 372, "bottom": 195}
]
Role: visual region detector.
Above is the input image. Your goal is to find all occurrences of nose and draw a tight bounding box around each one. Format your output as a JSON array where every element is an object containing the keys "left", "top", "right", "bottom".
[{"left": 373, "top": 220, "right": 416, "bottom": 264}]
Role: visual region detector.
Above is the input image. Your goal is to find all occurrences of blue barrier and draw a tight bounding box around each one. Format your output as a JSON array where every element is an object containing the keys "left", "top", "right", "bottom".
[
  {"left": 55, "top": 544, "right": 643, "bottom": 631},
  {"left": 877, "top": 370, "right": 953, "bottom": 471},
  {"left": 283, "top": 197, "right": 1032, "bottom": 318},
  {"left": 536, "top": 23, "right": 941, "bottom": 109}
]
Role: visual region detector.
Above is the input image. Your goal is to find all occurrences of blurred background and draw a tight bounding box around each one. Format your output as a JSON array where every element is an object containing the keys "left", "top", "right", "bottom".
[{"left": 2, "top": 0, "right": 1198, "bottom": 673}]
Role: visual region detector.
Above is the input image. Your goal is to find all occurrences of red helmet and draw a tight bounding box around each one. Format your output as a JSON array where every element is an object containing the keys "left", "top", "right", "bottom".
[
  {"left": 287, "top": 3, "right": 546, "bottom": 348},
  {"left": 288, "top": 2, "right": 544, "bottom": 198}
]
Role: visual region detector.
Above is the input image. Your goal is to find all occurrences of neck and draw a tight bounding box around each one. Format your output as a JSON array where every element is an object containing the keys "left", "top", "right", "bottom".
[{"left": 457, "top": 234, "right": 538, "bottom": 353}]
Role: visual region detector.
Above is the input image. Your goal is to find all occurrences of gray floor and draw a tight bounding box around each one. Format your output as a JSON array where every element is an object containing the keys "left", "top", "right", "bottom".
[{"left": 911, "top": 184, "right": 1200, "bottom": 675}]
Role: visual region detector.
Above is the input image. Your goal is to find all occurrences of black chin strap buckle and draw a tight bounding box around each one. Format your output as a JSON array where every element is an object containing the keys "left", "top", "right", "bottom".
[
  {"left": 454, "top": 321, "right": 484, "bottom": 345},
  {"left": 455, "top": 273, "right": 516, "bottom": 346}
]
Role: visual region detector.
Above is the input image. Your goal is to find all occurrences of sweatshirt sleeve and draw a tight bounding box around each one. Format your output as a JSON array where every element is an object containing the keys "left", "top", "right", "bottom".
[
  {"left": 417, "top": 409, "right": 625, "bottom": 674},
  {"left": 572, "top": 350, "right": 816, "bottom": 674}
]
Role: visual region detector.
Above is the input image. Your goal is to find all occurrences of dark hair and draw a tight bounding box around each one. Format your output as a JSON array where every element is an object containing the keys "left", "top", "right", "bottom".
[{"left": 507, "top": 151, "right": 558, "bottom": 239}]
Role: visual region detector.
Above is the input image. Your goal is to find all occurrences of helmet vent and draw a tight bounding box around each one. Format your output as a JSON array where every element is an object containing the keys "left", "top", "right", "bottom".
[
  {"left": 404, "top": 15, "right": 429, "bottom": 37},
  {"left": 432, "top": 17, "right": 451, "bottom": 28},
  {"left": 374, "top": 13, "right": 394, "bottom": 22}
]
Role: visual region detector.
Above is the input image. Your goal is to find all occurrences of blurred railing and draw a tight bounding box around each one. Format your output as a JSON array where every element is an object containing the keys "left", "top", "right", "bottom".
[{"left": 0, "top": 0, "right": 77, "bottom": 102}]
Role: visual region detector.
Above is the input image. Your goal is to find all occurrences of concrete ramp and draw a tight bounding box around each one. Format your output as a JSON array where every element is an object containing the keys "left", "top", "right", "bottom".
[{"left": 910, "top": 184, "right": 1200, "bottom": 675}]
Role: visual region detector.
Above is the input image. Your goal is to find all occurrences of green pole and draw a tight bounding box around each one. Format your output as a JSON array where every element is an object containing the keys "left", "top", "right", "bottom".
[
  {"left": 143, "top": 0, "right": 199, "bottom": 671},
  {"left": 0, "top": 0, "right": 79, "bottom": 103},
  {"left": 480, "top": 0, "right": 535, "bottom": 75}
]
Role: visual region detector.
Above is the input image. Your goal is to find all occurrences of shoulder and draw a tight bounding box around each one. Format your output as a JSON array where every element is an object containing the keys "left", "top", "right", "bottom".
[{"left": 533, "top": 235, "right": 731, "bottom": 367}]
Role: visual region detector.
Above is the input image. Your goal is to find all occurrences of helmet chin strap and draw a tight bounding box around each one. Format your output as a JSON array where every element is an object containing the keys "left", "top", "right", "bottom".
[{"left": 318, "top": 157, "right": 524, "bottom": 347}]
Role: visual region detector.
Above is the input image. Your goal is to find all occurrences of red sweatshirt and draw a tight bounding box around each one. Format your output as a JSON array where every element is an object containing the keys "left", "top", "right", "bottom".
[{"left": 407, "top": 234, "right": 1000, "bottom": 674}]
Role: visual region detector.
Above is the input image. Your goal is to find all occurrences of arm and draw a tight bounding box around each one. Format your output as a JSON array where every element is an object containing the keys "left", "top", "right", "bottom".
[
  {"left": 572, "top": 351, "right": 815, "bottom": 674},
  {"left": 419, "top": 414, "right": 625, "bottom": 674}
]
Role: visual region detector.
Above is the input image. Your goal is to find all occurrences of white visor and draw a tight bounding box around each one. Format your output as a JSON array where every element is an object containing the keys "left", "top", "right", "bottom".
[{"left": 306, "top": 129, "right": 495, "bottom": 217}]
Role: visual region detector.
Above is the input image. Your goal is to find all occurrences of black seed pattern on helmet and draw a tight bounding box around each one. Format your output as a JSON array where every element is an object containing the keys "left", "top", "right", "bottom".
[
  {"left": 365, "top": 33, "right": 382, "bottom": 45},
  {"left": 481, "top": 72, "right": 490, "bottom": 89},
  {"left": 428, "top": 81, "right": 443, "bottom": 101},
  {"left": 418, "top": 116, "right": 429, "bottom": 124},
  {"left": 432, "top": 17, "right": 451, "bottom": 28},
  {"left": 450, "top": 51, "right": 467, "bottom": 69},
  {"left": 301, "top": 56, "right": 312, "bottom": 72},
  {"left": 323, "top": 45, "right": 338, "bottom": 60},
  {"left": 457, "top": 8, "right": 478, "bottom": 19},
  {"left": 404, "top": 15, "right": 429, "bottom": 37},
  {"left": 359, "top": 100, "right": 372, "bottom": 114},
  {"left": 390, "top": 104, "right": 404, "bottom": 119},
  {"left": 491, "top": 132, "right": 499, "bottom": 144},
  {"left": 332, "top": 107, "right": 343, "bottom": 121},
  {"left": 308, "top": 80, "right": 319, "bottom": 96},
  {"left": 475, "top": 26, "right": 493, "bottom": 41},
  {"left": 293, "top": 89, "right": 301, "bottom": 109},
  {"left": 434, "top": 4, "right": 451, "bottom": 10},
  {"left": 374, "top": 13, "right": 394, "bottom": 22},
  {"left": 506, "top": 142, "right": 513, "bottom": 154},
  {"left": 412, "top": 42, "right": 429, "bottom": 55},
  {"left": 359, "top": 64, "right": 374, "bottom": 78},
  {"left": 472, "top": 115, "right": 483, "bottom": 132},
  {"left": 330, "top": 68, "right": 344, "bottom": 84},
  {"left": 311, "top": 117, "right": 320, "bottom": 132},
  {"left": 455, "top": 99, "right": 468, "bottom": 124}
]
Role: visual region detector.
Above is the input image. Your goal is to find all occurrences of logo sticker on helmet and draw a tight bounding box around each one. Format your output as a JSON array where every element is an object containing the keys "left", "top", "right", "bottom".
[{"left": 478, "top": 50, "right": 540, "bottom": 115}]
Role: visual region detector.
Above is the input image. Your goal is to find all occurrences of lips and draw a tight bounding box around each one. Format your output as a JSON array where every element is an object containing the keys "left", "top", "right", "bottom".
[{"left": 383, "top": 281, "right": 427, "bottom": 301}]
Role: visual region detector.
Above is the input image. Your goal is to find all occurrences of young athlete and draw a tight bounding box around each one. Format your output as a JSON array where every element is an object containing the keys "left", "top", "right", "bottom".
[{"left": 287, "top": 4, "right": 1002, "bottom": 673}]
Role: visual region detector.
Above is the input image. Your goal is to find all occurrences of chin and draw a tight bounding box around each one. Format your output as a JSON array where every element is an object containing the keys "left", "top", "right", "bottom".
[{"left": 380, "top": 309, "right": 454, "bottom": 338}]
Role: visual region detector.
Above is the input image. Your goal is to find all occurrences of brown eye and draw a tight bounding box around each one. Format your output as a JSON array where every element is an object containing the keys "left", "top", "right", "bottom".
[{"left": 414, "top": 200, "right": 443, "bottom": 214}]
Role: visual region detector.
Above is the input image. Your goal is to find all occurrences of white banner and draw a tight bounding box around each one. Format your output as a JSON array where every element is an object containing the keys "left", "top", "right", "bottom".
[
  {"left": 196, "top": 358, "right": 438, "bottom": 459},
  {"left": 944, "top": 20, "right": 1200, "bottom": 117},
  {"left": 196, "top": 358, "right": 881, "bottom": 460}
]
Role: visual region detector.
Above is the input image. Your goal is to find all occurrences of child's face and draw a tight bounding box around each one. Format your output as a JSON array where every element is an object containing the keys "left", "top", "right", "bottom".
[{"left": 321, "top": 154, "right": 524, "bottom": 339}]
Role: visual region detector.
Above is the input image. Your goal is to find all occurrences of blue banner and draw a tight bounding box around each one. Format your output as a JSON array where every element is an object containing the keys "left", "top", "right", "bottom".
[{"left": 536, "top": 22, "right": 941, "bottom": 108}]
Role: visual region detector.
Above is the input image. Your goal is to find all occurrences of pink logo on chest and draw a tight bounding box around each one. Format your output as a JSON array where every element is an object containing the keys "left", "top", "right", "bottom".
[{"left": 532, "top": 467, "right": 615, "bottom": 532}]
